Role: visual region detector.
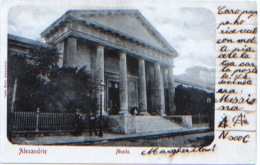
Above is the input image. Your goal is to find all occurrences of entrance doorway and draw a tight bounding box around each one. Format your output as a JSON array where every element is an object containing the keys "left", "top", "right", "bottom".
[{"left": 107, "top": 81, "right": 120, "bottom": 115}]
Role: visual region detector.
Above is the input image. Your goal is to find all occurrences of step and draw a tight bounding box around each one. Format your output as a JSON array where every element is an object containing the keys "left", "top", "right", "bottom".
[{"left": 134, "top": 116, "right": 186, "bottom": 134}]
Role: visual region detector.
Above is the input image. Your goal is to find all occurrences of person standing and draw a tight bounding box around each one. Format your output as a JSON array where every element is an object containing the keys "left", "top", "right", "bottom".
[
  {"left": 74, "top": 109, "right": 83, "bottom": 136},
  {"left": 89, "top": 112, "right": 97, "bottom": 136}
]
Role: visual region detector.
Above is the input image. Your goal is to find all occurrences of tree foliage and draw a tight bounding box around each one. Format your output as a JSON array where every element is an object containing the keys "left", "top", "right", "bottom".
[
  {"left": 41, "top": 66, "right": 97, "bottom": 113},
  {"left": 27, "top": 44, "right": 60, "bottom": 76},
  {"left": 175, "top": 85, "right": 214, "bottom": 115},
  {"left": 8, "top": 44, "right": 96, "bottom": 113}
]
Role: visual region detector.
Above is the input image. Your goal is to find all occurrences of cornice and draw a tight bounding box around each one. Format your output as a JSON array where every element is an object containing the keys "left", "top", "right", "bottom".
[{"left": 41, "top": 11, "right": 178, "bottom": 58}]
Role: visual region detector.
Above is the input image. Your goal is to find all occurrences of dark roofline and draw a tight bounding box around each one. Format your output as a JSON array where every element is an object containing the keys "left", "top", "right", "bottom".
[
  {"left": 174, "top": 77, "right": 215, "bottom": 91},
  {"left": 8, "top": 34, "right": 50, "bottom": 48}
]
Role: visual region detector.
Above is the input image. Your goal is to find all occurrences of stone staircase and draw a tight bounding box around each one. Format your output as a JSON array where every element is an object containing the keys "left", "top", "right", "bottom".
[{"left": 135, "top": 116, "right": 186, "bottom": 134}]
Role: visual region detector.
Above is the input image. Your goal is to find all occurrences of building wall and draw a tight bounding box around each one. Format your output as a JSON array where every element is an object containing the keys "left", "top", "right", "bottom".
[
  {"left": 209, "top": 70, "right": 216, "bottom": 84},
  {"left": 104, "top": 51, "right": 119, "bottom": 73},
  {"left": 127, "top": 56, "right": 138, "bottom": 77},
  {"left": 186, "top": 67, "right": 214, "bottom": 84},
  {"left": 199, "top": 69, "right": 209, "bottom": 82}
]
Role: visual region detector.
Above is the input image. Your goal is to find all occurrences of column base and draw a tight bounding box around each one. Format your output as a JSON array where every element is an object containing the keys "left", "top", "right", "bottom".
[
  {"left": 118, "top": 109, "right": 130, "bottom": 116},
  {"left": 102, "top": 110, "right": 108, "bottom": 116},
  {"left": 139, "top": 111, "right": 150, "bottom": 116},
  {"left": 157, "top": 109, "right": 166, "bottom": 116},
  {"left": 160, "top": 112, "right": 166, "bottom": 117},
  {"left": 108, "top": 115, "right": 136, "bottom": 134},
  {"left": 168, "top": 108, "right": 177, "bottom": 115},
  {"left": 95, "top": 110, "right": 108, "bottom": 116}
]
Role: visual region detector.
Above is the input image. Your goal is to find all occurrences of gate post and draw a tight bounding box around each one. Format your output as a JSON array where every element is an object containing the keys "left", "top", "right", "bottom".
[{"left": 36, "top": 108, "right": 40, "bottom": 132}]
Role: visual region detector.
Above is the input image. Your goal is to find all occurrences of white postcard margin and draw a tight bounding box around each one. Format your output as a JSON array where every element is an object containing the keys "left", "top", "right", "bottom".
[{"left": 0, "top": 0, "right": 258, "bottom": 164}]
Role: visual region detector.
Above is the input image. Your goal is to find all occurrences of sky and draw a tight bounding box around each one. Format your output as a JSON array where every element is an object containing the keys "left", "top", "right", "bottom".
[{"left": 8, "top": 4, "right": 216, "bottom": 75}]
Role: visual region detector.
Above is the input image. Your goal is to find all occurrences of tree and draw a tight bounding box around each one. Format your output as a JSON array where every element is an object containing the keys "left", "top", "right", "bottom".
[
  {"left": 41, "top": 66, "right": 97, "bottom": 113},
  {"left": 27, "top": 43, "right": 60, "bottom": 76},
  {"left": 8, "top": 43, "right": 59, "bottom": 112},
  {"left": 175, "top": 85, "right": 214, "bottom": 115}
]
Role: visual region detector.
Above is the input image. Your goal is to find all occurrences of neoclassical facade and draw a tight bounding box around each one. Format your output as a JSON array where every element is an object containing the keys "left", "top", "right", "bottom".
[
  {"left": 9, "top": 10, "right": 178, "bottom": 119},
  {"left": 41, "top": 10, "right": 178, "bottom": 116}
]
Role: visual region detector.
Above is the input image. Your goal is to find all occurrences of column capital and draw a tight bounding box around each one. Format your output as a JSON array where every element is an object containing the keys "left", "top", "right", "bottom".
[
  {"left": 96, "top": 44, "right": 104, "bottom": 49},
  {"left": 67, "top": 36, "right": 77, "bottom": 40},
  {"left": 119, "top": 51, "right": 126, "bottom": 56},
  {"left": 154, "top": 61, "right": 161, "bottom": 66},
  {"left": 138, "top": 57, "right": 145, "bottom": 62}
]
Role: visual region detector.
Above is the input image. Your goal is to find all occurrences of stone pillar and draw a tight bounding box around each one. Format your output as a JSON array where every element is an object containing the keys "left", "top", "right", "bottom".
[
  {"left": 55, "top": 42, "right": 65, "bottom": 68},
  {"left": 168, "top": 66, "right": 177, "bottom": 114},
  {"left": 118, "top": 52, "right": 129, "bottom": 115},
  {"left": 154, "top": 62, "right": 165, "bottom": 116},
  {"left": 95, "top": 45, "right": 106, "bottom": 115},
  {"left": 163, "top": 68, "right": 168, "bottom": 86},
  {"left": 138, "top": 58, "right": 149, "bottom": 115},
  {"left": 65, "top": 37, "right": 77, "bottom": 67},
  {"left": 149, "top": 65, "right": 156, "bottom": 114},
  {"left": 160, "top": 68, "right": 165, "bottom": 115}
]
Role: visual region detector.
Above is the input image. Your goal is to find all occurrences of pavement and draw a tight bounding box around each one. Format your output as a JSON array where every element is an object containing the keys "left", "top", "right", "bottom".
[{"left": 12, "top": 124, "right": 212, "bottom": 145}]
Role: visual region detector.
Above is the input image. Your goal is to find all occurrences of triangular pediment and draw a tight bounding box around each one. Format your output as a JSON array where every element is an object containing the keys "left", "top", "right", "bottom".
[{"left": 67, "top": 10, "right": 177, "bottom": 55}]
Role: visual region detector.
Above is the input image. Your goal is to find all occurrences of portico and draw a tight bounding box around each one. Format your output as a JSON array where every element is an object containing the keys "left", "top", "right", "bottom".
[{"left": 41, "top": 10, "right": 178, "bottom": 133}]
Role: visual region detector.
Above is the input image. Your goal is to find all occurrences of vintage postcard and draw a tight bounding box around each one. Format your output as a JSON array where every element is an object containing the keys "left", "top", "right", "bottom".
[{"left": 0, "top": 0, "right": 258, "bottom": 164}]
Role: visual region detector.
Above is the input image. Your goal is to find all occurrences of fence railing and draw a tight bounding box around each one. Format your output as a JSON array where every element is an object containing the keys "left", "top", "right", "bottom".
[{"left": 13, "top": 111, "right": 78, "bottom": 133}]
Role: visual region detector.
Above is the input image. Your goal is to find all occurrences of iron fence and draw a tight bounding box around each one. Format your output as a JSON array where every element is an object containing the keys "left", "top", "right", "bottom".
[
  {"left": 12, "top": 111, "right": 78, "bottom": 133},
  {"left": 11, "top": 111, "right": 109, "bottom": 135}
]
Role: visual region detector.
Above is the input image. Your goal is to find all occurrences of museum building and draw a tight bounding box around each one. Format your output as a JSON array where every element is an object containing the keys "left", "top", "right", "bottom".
[{"left": 8, "top": 10, "right": 179, "bottom": 134}]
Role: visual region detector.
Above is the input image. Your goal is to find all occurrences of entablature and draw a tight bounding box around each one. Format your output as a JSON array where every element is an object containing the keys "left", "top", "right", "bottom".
[{"left": 42, "top": 15, "right": 175, "bottom": 66}]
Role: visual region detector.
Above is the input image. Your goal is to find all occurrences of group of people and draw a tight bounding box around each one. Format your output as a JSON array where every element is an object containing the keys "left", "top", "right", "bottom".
[
  {"left": 74, "top": 110, "right": 98, "bottom": 136},
  {"left": 74, "top": 106, "right": 139, "bottom": 136}
]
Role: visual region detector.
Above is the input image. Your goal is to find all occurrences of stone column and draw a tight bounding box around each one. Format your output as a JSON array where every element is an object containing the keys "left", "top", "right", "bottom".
[
  {"left": 149, "top": 65, "right": 156, "bottom": 114},
  {"left": 163, "top": 68, "right": 168, "bottom": 86},
  {"left": 154, "top": 62, "right": 165, "bottom": 116},
  {"left": 160, "top": 68, "right": 165, "bottom": 115},
  {"left": 65, "top": 37, "right": 77, "bottom": 67},
  {"left": 138, "top": 58, "right": 149, "bottom": 115},
  {"left": 118, "top": 52, "right": 129, "bottom": 115},
  {"left": 168, "top": 66, "right": 177, "bottom": 114},
  {"left": 95, "top": 45, "right": 106, "bottom": 115},
  {"left": 55, "top": 42, "right": 65, "bottom": 68}
]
